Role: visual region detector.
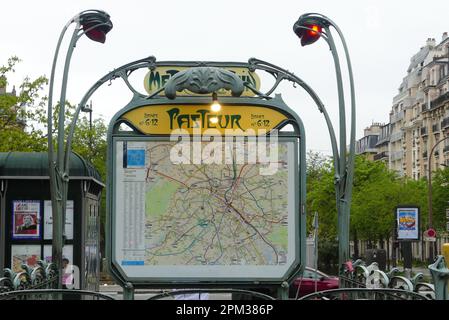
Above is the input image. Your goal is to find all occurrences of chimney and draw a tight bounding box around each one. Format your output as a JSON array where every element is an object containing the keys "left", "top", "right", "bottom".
[
  {"left": 426, "top": 38, "right": 436, "bottom": 47},
  {"left": 443, "top": 32, "right": 448, "bottom": 41}
]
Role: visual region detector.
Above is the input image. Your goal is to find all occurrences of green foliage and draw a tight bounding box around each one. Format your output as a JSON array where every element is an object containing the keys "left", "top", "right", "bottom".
[
  {"left": 306, "top": 151, "right": 337, "bottom": 239},
  {"left": 307, "top": 154, "right": 429, "bottom": 245},
  {"left": 432, "top": 168, "right": 449, "bottom": 232},
  {"left": 0, "top": 56, "right": 48, "bottom": 152},
  {"left": 351, "top": 156, "right": 398, "bottom": 241},
  {"left": 1, "top": 56, "right": 108, "bottom": 236},
  {"left": 317, "top": 239, "right": 339, "bottom": 274}
]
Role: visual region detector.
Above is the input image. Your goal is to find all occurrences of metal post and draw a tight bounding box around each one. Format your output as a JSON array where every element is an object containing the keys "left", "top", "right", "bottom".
[
  {"left": 312, "top": 212, "right": 319, "bottom": 293},
  {"left": 278, "top": 282, "right": 290, "bottom": 300},
  {"left": 428, "top": 136, "right": 449, "bottom": 263},
  {"left": 47, "top": 10, "right": 112, "bottom": 292},
  {"left": 89, "top": 101, "right": 93, "bottom": 131},
  {"left": 48, "top": 19, "right": 79, "bottom": 290},
  {"left": 123, "top": 282, "right": 135, "bottom": 300},
  {"left": 0, "top": 180, "right": 6, "bottom": 278},
  {"left": 293, "top": 14, "right": 356, "bottom": 283},
  {"left": 323, "top": 19, "right": 357, "bottom": 280},
  {"left": 324, "top": 27, "right": 349, "bottom": 276}
]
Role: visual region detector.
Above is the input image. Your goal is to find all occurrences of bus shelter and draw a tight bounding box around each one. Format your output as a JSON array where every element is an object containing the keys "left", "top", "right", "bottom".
[{"left": 0, "top": 152, "right": 104, "bottom": 291}]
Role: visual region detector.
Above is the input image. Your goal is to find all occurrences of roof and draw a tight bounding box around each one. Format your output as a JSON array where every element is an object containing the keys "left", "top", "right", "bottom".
[
  {"left": 407, "top": 46, "right": 430, "bottom": 73},
  {"left": 0, "top": 152, "right": 102, "bottom": 183}
]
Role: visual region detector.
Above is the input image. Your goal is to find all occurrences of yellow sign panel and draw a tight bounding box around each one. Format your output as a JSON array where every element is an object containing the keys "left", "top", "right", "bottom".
[
  {"left": 143, "top": 66, "right": 261, "bottom": 97},
  {"left": 121, "top": 105, "right": 288, "bottom": 135}
]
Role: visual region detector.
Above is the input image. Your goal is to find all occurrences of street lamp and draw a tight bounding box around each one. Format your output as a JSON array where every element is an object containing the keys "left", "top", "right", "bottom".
[
  {"left": 427, "top": 135, "right": 449, "bottom": 262},
  {"left": 293, "top": 13, "right": 356, "bottom": 280},
  {"left": 47, "top": 9, "right": 112, "bottom": 289}
]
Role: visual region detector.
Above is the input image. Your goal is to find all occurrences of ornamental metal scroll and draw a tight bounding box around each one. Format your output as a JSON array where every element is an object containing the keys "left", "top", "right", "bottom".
[{"left": 164, "top": 66, "right": 245, "bottom": 99}]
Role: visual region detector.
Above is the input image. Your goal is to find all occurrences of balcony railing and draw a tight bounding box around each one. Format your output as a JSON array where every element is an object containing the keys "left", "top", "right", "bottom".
[
  {"left": 430, "top": 91, "right": 449, "bottom": 109},
  {"left": 390, "top": 111, "right": 404, "bottom": 124},
  {"left": 373, "top": 151, "right": 389, "bottom": 161}
]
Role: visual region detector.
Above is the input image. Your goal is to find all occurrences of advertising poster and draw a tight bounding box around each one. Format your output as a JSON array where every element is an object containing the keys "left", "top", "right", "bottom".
[
  {"left": 43, "top": 200, "right": 74, "bottom": 240},
  {"left": 11, "top": 245, "right": 41, "bottom": 273},
  {"left": 396, "top": 207, "right": 419, "bottom": 241},
  {"left": 12, "top": 200, "right": 40, "bottom": 239}
]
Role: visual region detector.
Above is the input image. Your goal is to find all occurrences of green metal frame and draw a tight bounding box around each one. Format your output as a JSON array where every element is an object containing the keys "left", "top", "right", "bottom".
[
  {"left": 293, "top": 13, "right": 356, "bottom": 278},
  {"left": 47, "top": 9, "right": 112, "bottom": 289},
  {"left": 429, "top": 255, "right": 449, "bottom": 300},
  {"left": 60, "top": 55, "right": 345, "bottom": 299},
  {"left": 105, "top": 90, "right": 306, "bottom": 298}
]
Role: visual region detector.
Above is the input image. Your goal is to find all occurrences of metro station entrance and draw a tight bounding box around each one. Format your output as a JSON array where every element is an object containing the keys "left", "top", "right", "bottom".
[{"left": 105, "top": 61, "right": 307, "bottom": 299}]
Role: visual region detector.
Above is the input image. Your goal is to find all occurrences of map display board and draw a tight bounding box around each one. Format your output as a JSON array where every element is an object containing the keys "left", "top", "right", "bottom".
[{"left": 112, "top": 139, "right": 297, "bottom": 280}]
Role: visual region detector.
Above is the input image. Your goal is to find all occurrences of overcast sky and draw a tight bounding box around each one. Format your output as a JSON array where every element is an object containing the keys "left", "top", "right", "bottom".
[{"left": 2, "top": 0, "right": 449, "bottom": 154}]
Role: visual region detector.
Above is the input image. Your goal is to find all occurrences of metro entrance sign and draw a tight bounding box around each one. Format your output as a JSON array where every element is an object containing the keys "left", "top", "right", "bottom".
[
  {"left": 105, "top": 60, "right": 307, "bottom": 292},
  {"left": 121, "top": 104, "right": 289, "bottom": 135},
  {"left": 143, "top": 66, "right": 261, "bottom": 97}
]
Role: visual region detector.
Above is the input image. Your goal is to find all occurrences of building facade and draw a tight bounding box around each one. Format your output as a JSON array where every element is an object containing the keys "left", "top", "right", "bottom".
[
  {"left": 358, "top": 33, "right": 449, "bottom": 179},
  {"left": 356, "top": 123, "right": 384, "bottom": 161}
]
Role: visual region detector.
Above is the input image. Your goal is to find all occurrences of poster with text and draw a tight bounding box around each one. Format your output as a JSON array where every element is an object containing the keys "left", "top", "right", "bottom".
[
  {"left": 44, "top": 200, "right": 74, "bottom": 240},
  {"left": 396, "top": 207, "right": 419, "bottom": 241},
  {"left": 12, "top": 200, "right": 40, "bottom": 239},
  {"left": 11, "top": 245, "right": 41, "bottom": 273}
]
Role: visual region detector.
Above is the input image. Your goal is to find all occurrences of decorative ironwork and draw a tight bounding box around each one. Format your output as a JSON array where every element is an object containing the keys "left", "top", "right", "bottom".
[
  {"left": 299, "top": 288, "right": 430, "bottom": 300},
  {"left": 339, "top": 261, "right": 435, "bottom": 300},
  {"left": 0, "top": 289, "right": 115, "bottom": 300},
  {"left": 429, "top": 255, "right": 449, "bottom": 300},
  {"left": 0, "top": 261, "right": 58, "bottom": 293},
  {"left": 164, "top": 67, "right": 244, "bottom": 99},
  {"left": 430, "top": 91, "right": 449, "bottom": 109}
]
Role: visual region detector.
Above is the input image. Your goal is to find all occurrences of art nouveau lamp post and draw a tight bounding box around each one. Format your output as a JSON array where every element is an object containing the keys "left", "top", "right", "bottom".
[
  {"left": 293, "top": 13, "right": 356, "bottom": 280},
  {"left": 47, "top": 9, "right": 112, "bottom": 289}
]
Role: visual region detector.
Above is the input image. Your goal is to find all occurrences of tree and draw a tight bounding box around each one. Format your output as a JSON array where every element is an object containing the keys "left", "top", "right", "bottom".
[
  {"left": 0, "top": 56, "right": 48, "bottom": 152},
  {"left": 1, "top": 56, "right": 109, "bottom": 251},
  {"left": 351, "top": 156, "right": 398, "bottom": 247},
  {"left": 431, "top": 167, "right": 449, "bottom": 232},
  {"left": 306, "top": 152, "right": 429, "bottom": 264}
]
